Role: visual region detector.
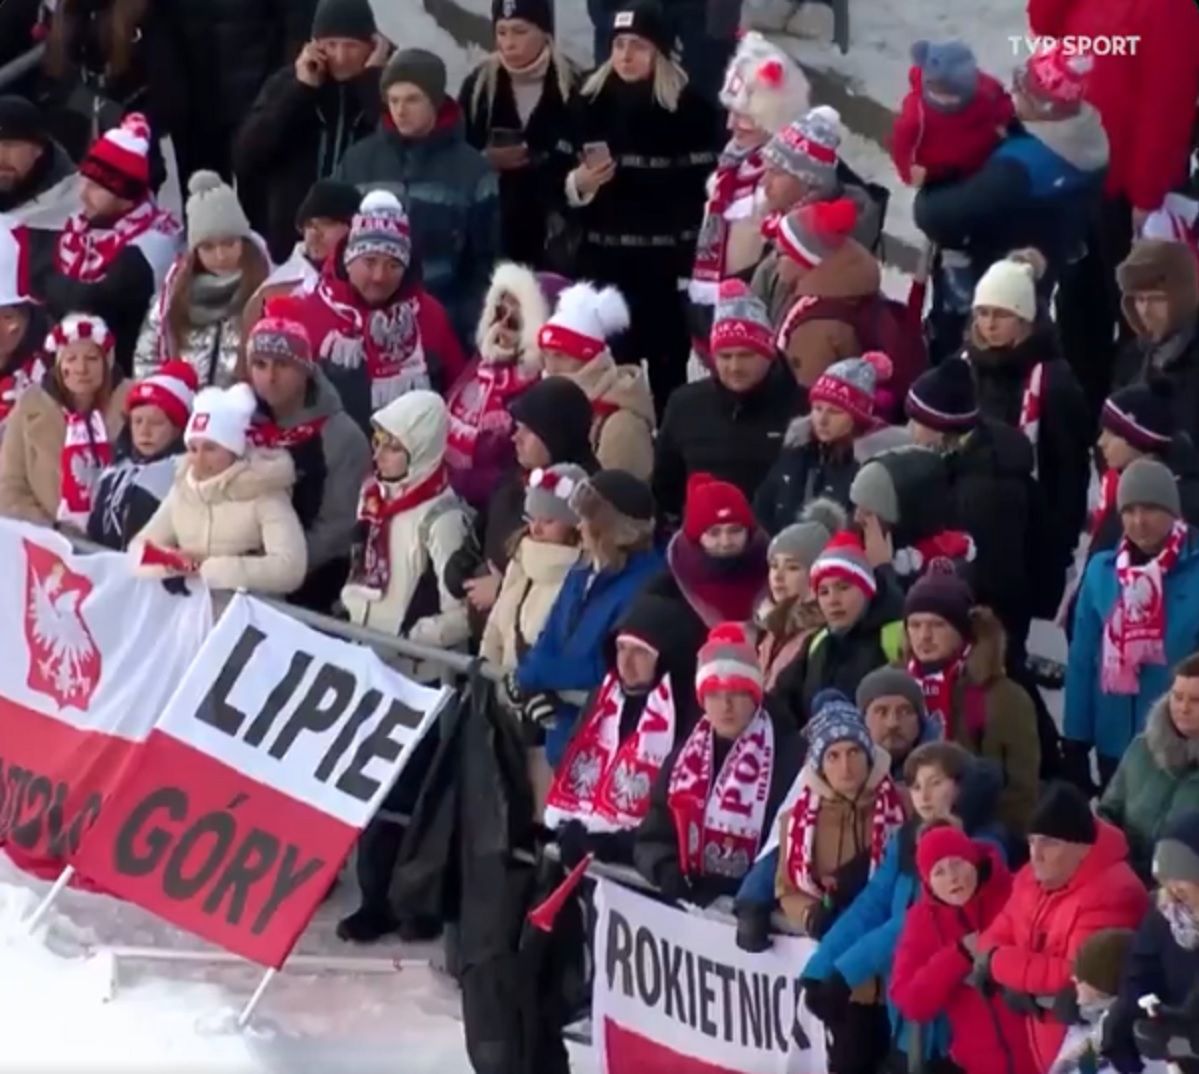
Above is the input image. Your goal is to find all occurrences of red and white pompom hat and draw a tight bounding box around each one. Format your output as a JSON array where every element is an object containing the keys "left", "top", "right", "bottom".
[
  {"left": 709, "top": 279, "right": 775, "bottom": 359},
  {"left": 537, "top": 282, "right": 630, "bottom": 363},
  {"left": 80, "top": 112, "right": 152, "bottom": 201},
  {"left": 809, "top": 530, "right": 877, "bottom": 600},
  {"left": 695, "top": 622, "right": 765, "bottom": 705},
  {"left": 770, "top": 196, "right": 858, "bottom": 270},
  {"left": 718, "top": 31, "right": 811, "bottom": 135},
  {"left": 45, "top": 313, "right": 116, "bottom": 363},
  {"left": 126, "top": 360, "right": 200, "bottom": 430}
]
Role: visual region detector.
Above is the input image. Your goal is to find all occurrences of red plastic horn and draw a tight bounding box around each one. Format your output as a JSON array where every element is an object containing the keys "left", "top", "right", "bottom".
[{"left": 527, "top": 853, "right": 594, "bottom": 933}]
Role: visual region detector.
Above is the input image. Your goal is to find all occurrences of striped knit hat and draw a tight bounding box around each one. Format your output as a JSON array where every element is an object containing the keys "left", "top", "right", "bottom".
[
  {"left": 80, "top": 113, "right": 151, "bottom": 201},
  {"left": 125, "top": 360, "right": 199, "bottom": 429},
  {"left": 809, "top": 530, "right": 876, "bottom": 599},
  {"left": 762, "top": 106, "right": 842, "bottom": 191},
  {"left": 772, "top": 196, "right": 858, "bottom": 269},
  {"left": 905, "top": 359, "right": 979, "bottom": 433},
  {"left": 346, "top": 191, "right": 412, "bottom": 268},
  {"left": 45, "top": 313, "right": 115, "bottom": 363},
  {"left": 1101, "top": 381, "right": 1175, "bottom": 454},
  {"left": 810, "top": 351, "right": 892, "bottom": 426},
  {"left": 696, "top": 622, "right": 764, "bottom": 705},
  {"left": 710, "top": 279, "right": 774, "bottom": 359},
  {"left": 807, "top": 690, "right": 873, "bottom": 770},
  {"left": 249, "top": 295, "right": 314, "bottom": 367}
]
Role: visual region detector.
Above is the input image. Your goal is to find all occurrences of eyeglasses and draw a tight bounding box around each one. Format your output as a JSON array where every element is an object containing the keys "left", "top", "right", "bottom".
[{"left": 372, "top": 429, "right": 405, "bottom": 452}]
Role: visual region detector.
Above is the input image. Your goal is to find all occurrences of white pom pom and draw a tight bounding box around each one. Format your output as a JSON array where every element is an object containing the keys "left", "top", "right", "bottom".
[
  {"left": 187, "top": 170, "right": 224, "bottom": 197},
  {"left": 225, "top": 382, "right": 259, "bottom": 419},
  {"left": 808, "top": 105, "right": 841, "bottom": 128},
  {"left": 593, "top": 286, "right": 630, "bottom": 337},
  {"left": 359, "top": 190, "right": 403, "bottom": 213}
]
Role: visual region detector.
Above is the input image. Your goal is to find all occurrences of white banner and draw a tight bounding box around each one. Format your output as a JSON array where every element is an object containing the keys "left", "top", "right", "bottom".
[{"left": 593, "top": 879, "right": 828, "bottom": 1074}]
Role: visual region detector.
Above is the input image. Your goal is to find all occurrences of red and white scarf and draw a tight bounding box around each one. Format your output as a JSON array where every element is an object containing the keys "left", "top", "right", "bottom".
[
  {"left": 1091, "top": 466, "right": 1121, "bottom": 537},
  {"left": 56, "top": 199, "right": 180, "bottom": 287},
  {"left": 354, "top": 465, "right": 449, "bottom": 592},
  {"left": 445, "top": 362, "right": 536, "bottom": 471},
  {"left": 688, "top": 144, "right": 766, "bottom": 306},
  {"left": 544, "top": 673, "right": 677, "bottom": 833},
  {"left": 783, "top": 770, "right": 906, "bottom": 899},
  {"left": 667, "top": 708, "right": 775, "bottom": 880},
  {"left": 0, "top": 355, "right": 45, "bottom": 431},
  {"left": 909, "top": 650, "right": 970, "bottom": 739},
  {"left": 58, "top": 410, "right": 111, "bottom": 526},
  {"left": 1102, "top": 520, "right": 1188, "bottom": 695},
  {"left": 1018, "top": 361, "right": 1045, "bottom": 478},
  {"left": 248, "top": 416, "right": 328, "bottom": 450}
]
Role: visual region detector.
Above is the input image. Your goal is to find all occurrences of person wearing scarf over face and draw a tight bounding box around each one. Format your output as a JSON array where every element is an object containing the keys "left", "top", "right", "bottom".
[
  {"left": 0, "top": 313, "right": 128, "bottom": 528},
  {"left": 685, "top": 32, "right": 808, "bottom": 376},
  {"left": 1066, "top": 459, "right": 1199, "bottom": 795},
  {"left": 88, "top": 360, "right": 196, "bottom": 549},
  {"left": 775, "top": 693, "right": 907, "bottom": 1074},
  {"left": 0, "top": 226, "right": 49, "bottom": 442},
  {"left": 340, "top": 390, "right": 471, "bottom": 651},
  {"left": 634, "top": 621, "right": 802, "bottom": 905},
  {"left": 890, "top": 825, "right": 1036, "bottom": 1074},
  {"left": 903, "top": 570, "right": 1040, "bottom": 836},
  {"left": 40, "top": 114, "right": 182, "bottom": 376},
  {"left": 133, "top": 172, "right": 271, "bottom": 388}
]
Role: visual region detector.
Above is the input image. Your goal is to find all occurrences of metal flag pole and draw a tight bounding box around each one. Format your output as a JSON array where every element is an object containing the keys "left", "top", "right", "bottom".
[
  {"left": 236, "top": 967, "right": 277, "bottom": 1029},
  {"left": 25, "top": 865, "right": 75, "bottom": 933}
]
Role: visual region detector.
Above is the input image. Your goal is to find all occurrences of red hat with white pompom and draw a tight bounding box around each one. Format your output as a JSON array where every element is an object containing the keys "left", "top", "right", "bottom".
[
  {"left": 771, "top": 196, "right": 858, "bottom": 270},
  {"left": 537, "top": 281, "right": 630, "bottom": 363},
  {"left": 809, "top": 351, "right": 893, "bottom": 427},
  {"left": 126, "top": 360, "right": 200, "bottom": 430},
  {"left": 1015, "top": 43, "right": 1093, "bottom": 117},
  {"left": 718, "top": 32, "right": 810, "bottom": 135},
  {"left": 709, "top": 279, "right": 775, "bottom": 359},
  {"left": 696, "top": 622, "right": 764, "bottom": 705},
  {"left": 80, "top": 112, "right": 152, "bottom": 201},
  {"left": 45, "top": 313, "right": 116, "bottom": 363}
]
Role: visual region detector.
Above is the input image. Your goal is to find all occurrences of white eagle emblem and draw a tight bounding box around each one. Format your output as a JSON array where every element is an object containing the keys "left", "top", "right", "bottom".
[
  {"left": 568, "top": 750, "right": 604, "bottom": 798},
  {"left": 607, "top": 759, "right": 650, "bottom": 812}
]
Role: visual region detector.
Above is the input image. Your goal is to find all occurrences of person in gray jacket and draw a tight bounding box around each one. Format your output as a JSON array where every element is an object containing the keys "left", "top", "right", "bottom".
[{"left": 242, "top": 295, "right": 370, "bottom": 611}]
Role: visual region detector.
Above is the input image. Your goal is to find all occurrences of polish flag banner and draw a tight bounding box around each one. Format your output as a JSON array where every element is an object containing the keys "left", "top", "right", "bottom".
[
  {"left": 74, "top": 594, "right": 451, "bottom": 969},
  {"left": 592, "top": 879, "right": 827, "bottom": 1074},
  {"left": 0, "top": 520, "right": 212, "bottom": 877}
]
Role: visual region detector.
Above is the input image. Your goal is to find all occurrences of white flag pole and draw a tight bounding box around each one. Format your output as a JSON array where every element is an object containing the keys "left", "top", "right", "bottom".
[
  {"left": 25, "top": 864, "right": 75, "bottom": 933},
  {"left": 236, "top": 967, "right": 277, "bottom": 1029}
]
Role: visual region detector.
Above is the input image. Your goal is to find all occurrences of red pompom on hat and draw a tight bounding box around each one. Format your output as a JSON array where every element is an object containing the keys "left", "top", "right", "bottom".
[
  {"left": 80, "top": 112, "right": 152, "bottom": 201},
  {"left": 683, "top": 471, "right": 755, "bottom": 542},
  {"left": 809, "top": 530, "right": 877, "bottom": 599},
  {"left": 916, "top": 824, "right": 981, "bottom": 885},
  {"left": 695, "top": 621, "right": 764, "bottom": 705},
  {"left": 774, "top": 196, "right": 858, "bottom": 269},
  {"left": 126, "top": 360, "right": 200, "bottom": 429},
  {"left": 810, "top": 350, "right": 893, "bottom": 427},
  {"left": 709, "top": 278, "right": 775, "bottom": 360}
]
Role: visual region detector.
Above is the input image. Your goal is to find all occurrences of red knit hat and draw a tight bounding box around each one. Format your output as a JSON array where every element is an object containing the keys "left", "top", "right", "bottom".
[
  {"left": 126, "top": 360, "right": 200, "bottom": 429},
  {"left": 810, "top": 351, "right": 893, "bottom": 426},
  {"left": 771, "top": 196, "right": 857, "bottom": 269},
  {"left": 683, "top": 472, "right": 755, "bottom": 542},
  {"left": 1016, "top": 44, "right": 1092, "bottom": 116},
  {"left": 916, "top": 824, "right": 980, "bottom": 885},
  {"left": 45, "top": 313, "right": 115, "bottom": 363},
  {"left": 695, "top": 622, "right": 764, "bottom": 705},
  {"left": 709, "top": 279, "right": 775, "bottom": 359},
  {"left": 809, "top": 530, "right": 876, "bottom": 599},
  {"left": 249, "top": 294, "right": 314, "bottom": 367},
  {"left": 80, "top": 113, "right": 152, "bottom": 201}
]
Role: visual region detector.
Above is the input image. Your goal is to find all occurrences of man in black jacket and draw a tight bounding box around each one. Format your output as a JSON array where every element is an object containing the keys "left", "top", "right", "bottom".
[
  {"left": 654, "top": 280, "right": 797, "bottom": 527},
  {"left": 234, "top": 0, "right": 388, "bottom": 261},
  {"left": 0, "top": 97, "right": 76, "bottom": 227}
]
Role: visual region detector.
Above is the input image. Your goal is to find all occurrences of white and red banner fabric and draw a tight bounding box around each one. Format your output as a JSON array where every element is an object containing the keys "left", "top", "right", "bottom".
[
  {"left": 593, "top": 879, "right": 828, "bottom": 1074},
  {"left": 74, "top": 594, "right": 450, "bottom": 968},
  {"left": 0, "top": 520, "right": 212, "bottom": 877}
]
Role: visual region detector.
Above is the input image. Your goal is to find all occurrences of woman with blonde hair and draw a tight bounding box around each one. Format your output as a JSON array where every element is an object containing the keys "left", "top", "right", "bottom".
[
  {"left": 565, "top": 0, "right": 718, "bottom": 404},
  {"left": 134, "top": 171, "right": 271, "bottom": 387}
]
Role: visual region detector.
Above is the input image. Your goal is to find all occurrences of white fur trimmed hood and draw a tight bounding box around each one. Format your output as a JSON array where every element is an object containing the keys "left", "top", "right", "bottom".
[{"left": 475, "top": 262, "right": 553, "bottom": 371}]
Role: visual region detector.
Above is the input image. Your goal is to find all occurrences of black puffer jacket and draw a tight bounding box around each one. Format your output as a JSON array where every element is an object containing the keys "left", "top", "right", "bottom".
[
  {"left": 654, "top": 362, "right": 799, "bottom": 526},
  {"left": 1112, "top": 327, "right": 1199, "bottom": 447}
]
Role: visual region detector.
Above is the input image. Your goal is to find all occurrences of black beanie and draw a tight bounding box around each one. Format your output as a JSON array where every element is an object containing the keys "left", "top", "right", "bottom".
[
  {"left": 509, "top": 377, "right": 597, "bottom": 467},
  {"left": 1102, "top": 379, "right": 1176, "bottom": 455},
  {"left": 295, "top": 179, "right": 362, "bottom": 228},
  {"left": 586, "top": 469, "right": 656, "bottom": 521},
  {"left": 311, "top": 0, "right": 377, "bottom": 41},
  {"left": 905, "top": 360, "right": 979, "bottom": 434},
  {"left": 610, "top": 0, "right": 673, "bottom": 55},
  {"left": 904, "top": 570, "right": 974, "bottom": 640},
  {"left": 1029, "top": 782, "right": 1097, "bottom": 845},
  {"left": 0, "top": 96, "right": 46, "bottom": 146},
  {"left": 492, "top": 0, "right": 555, "bottom": 34},
  {"left": 381, "top": 48, "right": 448, "bottom": 108}
]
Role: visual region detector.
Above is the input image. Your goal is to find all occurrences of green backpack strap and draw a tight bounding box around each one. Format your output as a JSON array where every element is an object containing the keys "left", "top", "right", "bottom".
[
  {"left": 807, "top": 628, "right": 828, "bottom": 656},
  {"left": 880, "top": 620, "right": 905, "bottom": 664}
]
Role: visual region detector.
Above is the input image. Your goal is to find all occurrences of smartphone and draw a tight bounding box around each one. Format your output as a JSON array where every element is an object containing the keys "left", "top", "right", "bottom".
[
  {"left": 489, "top": 127, "right": 524, "bottom": 148},
  {"left": 583, "top": 141, "right": 612, "bottom": 167}
]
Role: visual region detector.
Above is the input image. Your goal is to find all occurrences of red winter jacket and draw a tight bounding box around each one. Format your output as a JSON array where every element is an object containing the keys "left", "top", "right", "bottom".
[
  {"left": 890, "top": 68, "right": 1014, "bottom": 185},
  {"left": 1027, "top": 0, "right": 1199, "bottom": 211},
  {"left": 892, "top": 844, "right": 1038, "bottom": 1074},
  {"left": 980, "top": 821, "right": 1150, "bottom": 1070}
]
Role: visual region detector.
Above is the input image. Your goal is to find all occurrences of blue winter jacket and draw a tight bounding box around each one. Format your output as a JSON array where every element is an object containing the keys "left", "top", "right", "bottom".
[
  {"left": 516, "top": 547, "right": 665, "bottom": 765},
  {"left": 1065, "top": 529, "right": 1199, "bottom": 760}
]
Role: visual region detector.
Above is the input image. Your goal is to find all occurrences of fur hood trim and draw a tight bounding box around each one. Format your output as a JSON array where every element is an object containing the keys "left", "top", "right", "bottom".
[
  {"left": 476, "top": 262, "right": 552, "bottom": 371},
  {"left": 783, "top": 414, "right": 912, "bottom": 458},
  {"left": 964, "top": 606, "right": 1008, "bottom": 687},
  {"left": 1145, "top": 694, "right": 1199, "bottom": 773}
]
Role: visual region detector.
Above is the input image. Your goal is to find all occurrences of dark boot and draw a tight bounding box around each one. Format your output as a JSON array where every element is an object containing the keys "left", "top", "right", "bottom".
[{"left": 336, "top": 905, "right": 399, "bottom": 943}]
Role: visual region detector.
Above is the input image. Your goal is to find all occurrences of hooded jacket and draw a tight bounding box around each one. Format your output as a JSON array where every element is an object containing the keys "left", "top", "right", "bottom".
[
  {"left": 559, "top": 351, "right": 656, "bottom": 482},
  {"left": 0, "top": 139, "right": 77, "bottom": 229},
  {"left": 654, "top": 361, "right": 800, "bottom": 524},
  {"left": 341, "top": 392, "right": 471, "bottom": 645},
  {"left": 892, "top": 842, "right": 1038, "bottom": 1074},
  {"left": 1100, "top": 693, "right": 1199, "bottom": 880},
  {"left": 86, "top": 427, "right": 183, "bottom": 550},
  {"left": 979, "top": 820, "right": 1150, "bottom": 1072},
  {"left": 755, "top": 415, "right": 911, "bottom": 535},
  {"left": 1065, "top": 527, "right": 1199, "bottom": 759},
  {"left": 335, "top": 99, "right": 501, "bottom": 345},
  {"left": 131, "top": 448, "right": 307, "bottom": 594}
]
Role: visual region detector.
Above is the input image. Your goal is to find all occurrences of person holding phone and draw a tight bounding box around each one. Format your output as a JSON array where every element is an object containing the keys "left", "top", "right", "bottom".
[
  {"left": 460, "top": 0, "right": 580, "bottom": 268},
  {"left": 565, "top": 0, "right": 719, "bottom": 409}
]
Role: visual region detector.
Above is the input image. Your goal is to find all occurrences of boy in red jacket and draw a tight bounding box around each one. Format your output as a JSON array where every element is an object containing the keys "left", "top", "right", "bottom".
[{"left": 891, "top": 40, "right": 1014, "bottom": 187}]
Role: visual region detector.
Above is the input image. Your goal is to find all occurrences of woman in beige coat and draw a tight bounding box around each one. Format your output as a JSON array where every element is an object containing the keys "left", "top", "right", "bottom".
[
  {"left": 0, "top": 313, "right": 130, "bottom": 530},
  {"left": 130, "top": 383, "right": 306, "bottom": 595}
]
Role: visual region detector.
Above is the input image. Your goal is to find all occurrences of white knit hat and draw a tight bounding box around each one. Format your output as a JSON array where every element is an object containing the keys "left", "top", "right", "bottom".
[
  {"left": 0, "top": 226, "right": 33, "bottom": 307},
  {"left": 537, "top": 282, "right": 630, "bottom": 363},
  {"left": 718, "top": 32, "right": 810, "bottom": 135},
  {"left": 186, "top": 170, "right": 252, "bottom": 250},
  {"left": 972, "top": 257, "right": 1038, "bottom": 321},
  {"left": 185, "top": 383, "right": 258, "bottom": 457}
]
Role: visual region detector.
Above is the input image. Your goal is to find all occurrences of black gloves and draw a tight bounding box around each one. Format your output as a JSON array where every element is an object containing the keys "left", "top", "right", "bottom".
[
  {"left": 1061, "top": 739, "right": 1097, "bottom": 798},
  {"left": 161, "top": 576, "right": 190, "bottom": 597},
  {"left": 804, "top": 900, "right": 833, "bottom": 940},
  {"left": 1000, "top": 987, "right": 1042, "bottom": 1016},
  {"left": 522, "top": 693, "right": 557, "bottom": 728},
  {"left": 1134, "top": 1014, "right": 1199, "bottom": 1062},
  {"left": 802, "top": 972, "right": 851, "bottom": 1024},
  {"left": 1052, "top": 985, "right": 1082, "bottom": 1025},
  {"left": 658, "top": 866, "right": 693, "bottom": 903},
  {"left": 734, "top": 902, "right": 773, "bottom": 953},
  {"left": 557, "top": 820, "right": 592, "bottom": 870}
]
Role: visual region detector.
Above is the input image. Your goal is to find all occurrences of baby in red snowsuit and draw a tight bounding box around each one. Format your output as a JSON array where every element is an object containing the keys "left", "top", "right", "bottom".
[{"left": 891, "top": 40, "right": 1014, "bottom": 186}]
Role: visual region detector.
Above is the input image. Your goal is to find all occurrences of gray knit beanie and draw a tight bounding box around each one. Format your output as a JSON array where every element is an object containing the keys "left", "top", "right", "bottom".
[
  {"left": 768, "top": 497, "right": 847, "bottom": 567},
  {"left": 856, "top": 666, "right": 927, "bottom": 720},
  {"left": 381, "top": 48, "right": 447, "bottom": 108},
  {"left": 850, "top": 459, "right": 900, "bottom": 525},
  {"left": 1117, "top": 457, "right": 1181, "bottom": 516},
  {"left": 186, "top": 170, "right": 251, "bottom": 251},
  {"left": 525, "top": 463, "right": 587, "bottom": 527}
]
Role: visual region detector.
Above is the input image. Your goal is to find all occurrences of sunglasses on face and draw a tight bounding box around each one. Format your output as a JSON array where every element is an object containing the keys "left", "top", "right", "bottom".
[{"left": 372, "top": 430, "right": 405, "bottom": 452}]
